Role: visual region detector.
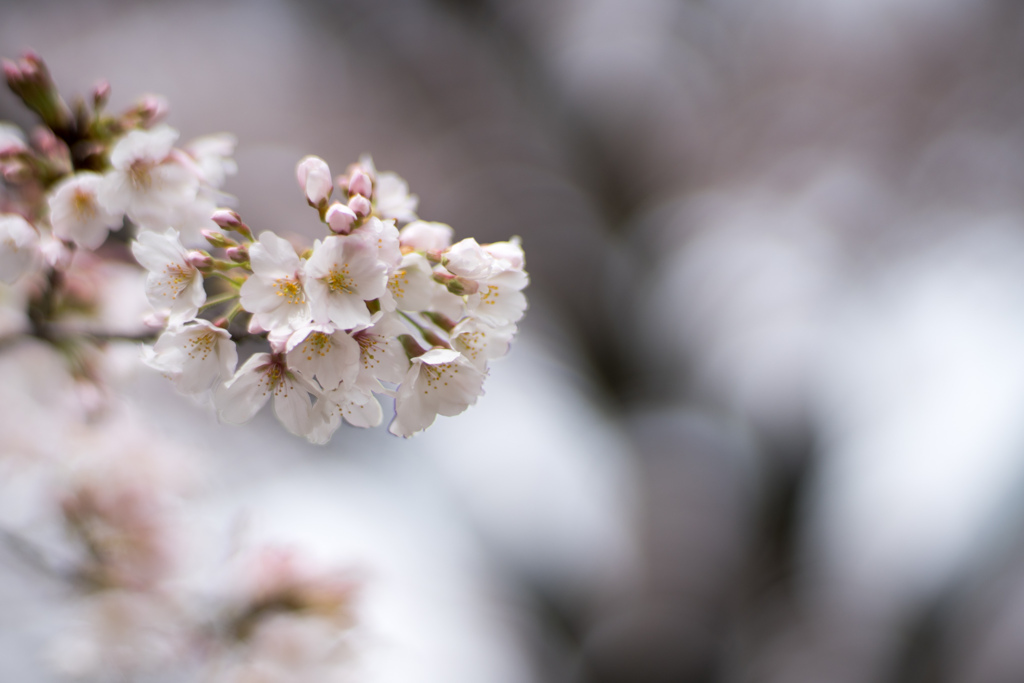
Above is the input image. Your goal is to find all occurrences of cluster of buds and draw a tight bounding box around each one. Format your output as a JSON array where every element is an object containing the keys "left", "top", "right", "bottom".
[{"left": 139, "top": 154, "right": 528, "bottom": 441}]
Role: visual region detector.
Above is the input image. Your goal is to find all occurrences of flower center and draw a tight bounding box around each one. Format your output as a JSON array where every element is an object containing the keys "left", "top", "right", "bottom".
[
  {"left": 300, "top": 331, "right": 332, "bottom": 361},
  {"left": 273, "top": 276, "right": 305, "bottom": 304},
  {"left": 323, "top": 263, "right": 354, "bottom": 295},
  {"left": 387, "top": 269, "right": 408, "bottom": 298},
  {"left": 156, "top": 263, "right": 194, "bottom": 299},
  {"left": 128, "top": 160, "right": 154, "bottom": 190},
  {"left": 186, "top": 332, "right": 217, "bottom": 360},
  {"left": 72, "top": 188, "right": 98, "bottom": 220}
]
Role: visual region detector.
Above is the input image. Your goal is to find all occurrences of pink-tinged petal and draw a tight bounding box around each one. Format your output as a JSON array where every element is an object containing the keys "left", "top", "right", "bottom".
[
  {"left": 131, "top": 228, "right": 189, "bottom": 272},
  {"left": 0, "top": 214, "right": 40, "bottom": 284},
  {"left": 483, "top": 237, "right": 525, "bottom": 269},
  {"left": 273, "top": 373, "right": 314, "bottom": 437},
  {"left": 389, "top": 378, "right": 437, "bottom": 437},
  {"left": 325, "top": 293, "right": 371, "bottom": 330},
  {"left": 296, "top": 155, "right": 332, "bottom": 205},
  {"left": 239, "top": 276, "right": 282, "bottom": 314},
  {"left": 339, "top": 390, "right": 382, "bottom": 428},
  {"left": 249, "top": 231, "right": 301, "bottom": 278},
  {"left": 443, "top": 238, "right": 494, "bottom": 279},
  {"left": 399, "top": 221, "right": 452, "bottom": 251},
  {"left": 215, "top": 353, "right": 274, "bottom": 424}
]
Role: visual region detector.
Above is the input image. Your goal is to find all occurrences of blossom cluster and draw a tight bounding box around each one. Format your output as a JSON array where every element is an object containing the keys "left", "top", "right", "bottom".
[
  {"left": 0, "top": 51, "right": 528, "bottom": 444},
  {"left": 1, "top": 52, "right": 365, "bottom": 681},
  {"left": 138, "top": 154, "right": 528, "bottom": 441}
]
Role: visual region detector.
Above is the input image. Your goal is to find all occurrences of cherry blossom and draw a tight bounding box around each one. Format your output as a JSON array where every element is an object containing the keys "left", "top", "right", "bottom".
[
  {"left": 449, "top": 317, "right": 516, "bottom": 371},
  {"left": 399, "top": 220, "right": 453, "bottom": 251},
  {"left": 389, "top": 348, "right": 486, "bottom": 437},
  {"left": 304, "top": 235, "right": 387, "bottom": 330},
  {"left": 0, "top": 213, "right": 39, "bottom": 283},
  {"left": 285, "top": 323, "right": 360, "bottom": 391},
  {"left": 215, "top": 352, "right": 316, "bottom": 439},
  {"left": 131, "top": 227, "right": 206, "bottom": 323},
  {"left": 142, "top": 319, "right": 237, "bottom": 395},
  {"left": 374, "top": 170, "right": 419, "bottom": 224},
  {"left": 240, "top": 232, "right": 313, "bottom": 334},
  {"left": 98, "top": 125, "right": 199, "bottom": 232},
  {"left": 380, "top": 252, "right": 436, "bottom": 313},
  {"left": 48, "top": 171, "right": 123, "bottom": 249}
]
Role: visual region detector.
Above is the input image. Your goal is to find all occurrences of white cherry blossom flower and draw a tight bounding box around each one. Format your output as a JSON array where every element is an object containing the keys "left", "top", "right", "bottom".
[
  {"left": 443, "top": 238, "right": 529, "bottom": 326},
  {"left": 141, "top": 319, "right": 237, "bottom": 395},
  {"left": 240, "top": 232, "right": 312, "bottom": 334},
  {"left": 48, "top": 171, "right": 123, "bottom": 249},
  {"left": 399, "top": 220, "right": 452, "bottom": 252},
  {"left": 307, "top": 377, "right": 384, "bottom": 444},
  {"left": 285, "top": 323, "right": 360, "bottom": 391},
  {"left": 388, "top": 348, "right": 486, "bottom": 437},
  {"left": 0, "top": 213, "right": 39, "bottom": 284},
  {"left": 184, "top": 133, "right": 237, "bottom": 189},
  {"left": 449, "top": 317, "right": 516, "bottom": 371},
  {"left": 379, "top": 252, "right": 435, "bottom": 313},
  {"left": 443, "top": 237, "right": 496, "bottom": 280},
  {"left": 98, "top": 125, "right": 199, "bottom": 231},
  {"left": 351, "top": 312, "right": 410, "bottom": 385},
  {"left": 350, "top": 216, "right": 402, "bottom": 271},
  {"left": 465, "top": 267, "right": 529, "bottom": 326},
  {"left": 304, "top": 235, "right": 387, "bottom": 330},
  {"left": 374, "top": 170, "right": 419, "bottom": 224},
  {"left": 484, "top": 236, "right": 525, "bottom": 270},
  {"left": 131, "top": 228, "right": 205, "bottom": 324},
  {"left": 215, "top": 352, "right": 315, "bottom": 438}
]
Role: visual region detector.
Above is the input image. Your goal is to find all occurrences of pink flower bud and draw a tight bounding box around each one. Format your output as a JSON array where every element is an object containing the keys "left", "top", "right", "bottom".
[
  {"left": 201, "top": 229, "right": 236, "bottom": 248},
  {"left": 348, "top": 193, "right": 371, "bottom": 218},
  {"left": 211, "top": 209, "right": 242, "bottom": 229},
  {"left": 31, "top": 126, "right": 60, "bottom": 155},
  {"left": 348, "top": 170, "right": 373, "bottom": 198},
  {"left": 226, "top": 245, "right": 248, "bottom": 262},
  {"left": 2, "top": 59, "right": 21, "bottom": 85},
  {"left": 296, "top": 155, "right": 332, "bottom": 206},
  {"left": 91, "top": 79, "right": 111, "bottom": 109},
  {"left": 187, "top": 251, "right": 213, "bottom": 270},
  {"left": 138, "top": 94, "right": 169, "bottom": 125},
  {"left": 325, "top": 202, "right": 357, "bottom": 234}
]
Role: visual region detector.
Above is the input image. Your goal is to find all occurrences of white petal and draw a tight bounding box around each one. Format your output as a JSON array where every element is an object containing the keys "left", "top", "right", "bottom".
[{"left": 215, "top": 353, "right": 274, "bottom": 424}]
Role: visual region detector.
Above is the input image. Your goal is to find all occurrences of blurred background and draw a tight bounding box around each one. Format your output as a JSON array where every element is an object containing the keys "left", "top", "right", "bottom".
[{"left": 5, "top": 0, "right": 1024, "bottom": 681}]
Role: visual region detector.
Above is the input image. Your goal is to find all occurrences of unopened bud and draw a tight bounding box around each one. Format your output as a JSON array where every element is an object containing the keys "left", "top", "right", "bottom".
[
  {"left": 348, "top": 170, "right": 373, "bottom": 198},
  {"left": 297, "top": 155, "right": 332, "bottom": 207},
  {"left": 137, "top": 94, "right": 168, "bottom": 125},
  {"left": 91, "top": 80, "right": 111, "bottom": 110},
  {"left": 202, "top": 229, "right": 237, "bottom": 249},
  {"left": 446, "top": 276, "right": 479, "bottom": 296},
  {"left": 31, "top": 126, "right": 60, "bottom": 155},
  {"left": 2, "top": 60, "right": 21, "bottom": 86},
  {"left": 2, "top": 160, "right": 30, "bottom": 184},
  {"left": 226, "top": 245, "right": 249, "bottom": 263},
  {"left": 211, "top": 209, "right": 252, "bottom": 239},
  {"left": 187, "top": 251, "right": 214, "bottom": 270},
  {"left": 348, "top": 193, "right": 371, "bottom": 218},
  {"left": 325, "top": 202, "right": 357, "bottom": 234}
]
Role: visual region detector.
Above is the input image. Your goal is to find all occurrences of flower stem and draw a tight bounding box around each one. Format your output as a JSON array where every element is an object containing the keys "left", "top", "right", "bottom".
[{"left": 198, "top": 292, "right": 239, "bottom": 312}]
